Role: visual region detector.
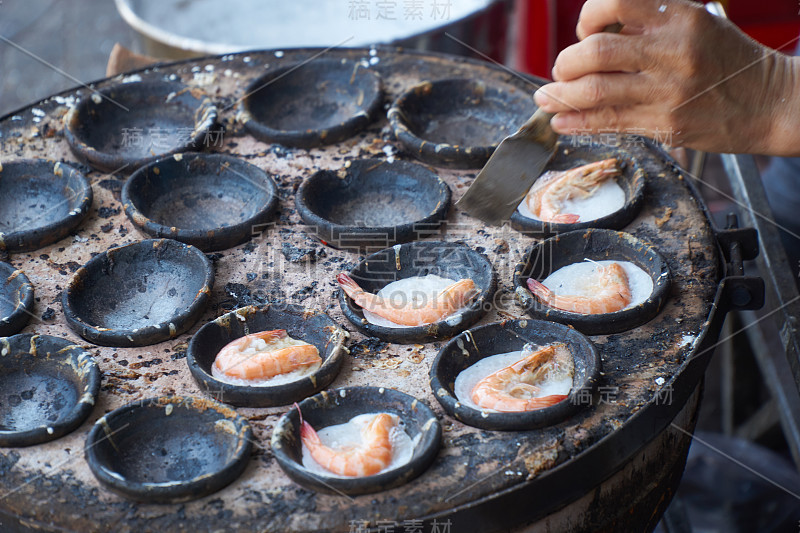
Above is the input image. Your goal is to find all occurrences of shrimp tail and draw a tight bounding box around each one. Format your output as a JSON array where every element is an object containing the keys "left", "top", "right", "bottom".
[
  {"left": 300, "top": 419, "right": 321, "bottom": 446},
  {"left": 531, "top": 394, "right": 568, "bottom": 408},
  {"left": 337, "top": 273, "right": 363, "bottom": 299},
  {"left": 550, "top": 213, "right": 580, "bottom": 224},
  {"left": 526, "top": 278, "right": 552, "bottom": 302}
]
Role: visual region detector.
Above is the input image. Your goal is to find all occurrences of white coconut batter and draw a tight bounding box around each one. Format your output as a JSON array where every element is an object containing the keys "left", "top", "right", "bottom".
[
  {"left": 541, "top": 260, "right": 653, "bottom": 309},
  {"left": 301, "top": 413, "right": 418, "bottom": 478},
  {"left": 454, "top": 349, "right": 573, "bottom": 412},
  {"left": 517, "top": 179, "right": 626, "bottom": 223},
  {"left": 362, "top": 274, "right": 469, "bottom": 329}
]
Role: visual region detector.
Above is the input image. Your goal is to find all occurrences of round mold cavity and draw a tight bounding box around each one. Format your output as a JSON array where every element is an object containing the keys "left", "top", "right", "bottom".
[
  {"left": 388, "top": 78, "right": 535, "bottom": 169},
  {"left": 338, "top": 241, "right": 497, "bottom": 344},
  {"left": 430, "top": 319, "right": 600, "bottom": 431},
  {"left": 509, "top": 143, "right": 647, "bottom": 238},
  {"left": 240, "top": 58, "right": 382, "bottom": 148},
  {"left": 187, "top": 304, "right": 348, "bottom": 407},
  {"left": 63, "top": 238, "right": 214, "bottom": 347},
  {"left": 64, "top": 80, "right": 218, "bottom": 173},
  {"left": 0, "top": 159, "right": 93, "bottom": 253},
  {"left": 122, "top": 152, "right": 279, "bottom": 252},
  {"left": 0, "top": 334, "right": 100, "bottom": 447},
  {"left": 512, "top": 229, "right": 671, "bottom": 335},
  {"left": 85, "top": 396, "right": 252, "bottom": 503},
  {"left": 271, "top": 386, "right": 441, "bottom": 495},
  {"left": 0, "top": 263, "right": 34, "bottom": 337},
  {"left": 295, "top": 158, "right": 451, "bottom": 252}
]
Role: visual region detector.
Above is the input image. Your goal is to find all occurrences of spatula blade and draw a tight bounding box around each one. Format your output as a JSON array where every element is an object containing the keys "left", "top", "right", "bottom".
[{"left": 456, "top": 110, "right": 557, "bottom": 227}]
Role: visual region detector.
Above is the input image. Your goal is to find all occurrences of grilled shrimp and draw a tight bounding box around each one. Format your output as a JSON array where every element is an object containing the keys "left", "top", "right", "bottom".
[
  {"left": 213, "top": 329, "right": 321, "bottom": 381},
  {"left": 337, "top": 273, "right": 478, "bottom": 326},
  {"left": 471, "top": 343, "right": 572, "bottom": 412},
  {"left": 526, "top": 262, "right": 632, "bottom": 314},
  {"left": 525, "top": 158, "right": 620, "bottom": 223},
  {"left": 300, "top": 412, "right": 396, "bottom": 477}
]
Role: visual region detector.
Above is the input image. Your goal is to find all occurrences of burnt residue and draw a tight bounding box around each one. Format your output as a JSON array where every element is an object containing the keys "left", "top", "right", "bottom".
[
  {"left": 388, "top": 78, "right": 535, "bottom": 169},
  {"left": 296, "top": 158, "right": 451, "bottom": 252},
  {"left": 349, "top": 337, "right": 389, "bottom": 358},
  {"left": 0, "top": 159, "right": 93, "bottom": 253},
  {"left": 240, "top": 58, "right": 383, "bottom": 148},
  {"left": 282, "top": 241, "right": 326, "bottom": 263},
  {"left": 122, "top": 153, "right": 279, "bottom": 252}
]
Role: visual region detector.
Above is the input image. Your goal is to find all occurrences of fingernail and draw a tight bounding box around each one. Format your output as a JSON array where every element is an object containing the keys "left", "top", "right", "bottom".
[
  {"left": 534, "top": 90, "right": 550, "bottom": 109},
  {"left": 550, "top": 114, "right": 567, "bottom": 132}
]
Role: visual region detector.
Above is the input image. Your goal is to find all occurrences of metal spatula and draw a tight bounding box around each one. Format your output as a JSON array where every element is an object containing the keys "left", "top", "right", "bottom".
[{"left": 456, "top": 23, "right": 623, "bottom": 227}]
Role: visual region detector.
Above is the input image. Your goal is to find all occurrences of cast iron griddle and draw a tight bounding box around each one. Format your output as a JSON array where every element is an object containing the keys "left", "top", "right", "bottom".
[{"left": 0, "top": 48, "right": 718, "bottom": 532}]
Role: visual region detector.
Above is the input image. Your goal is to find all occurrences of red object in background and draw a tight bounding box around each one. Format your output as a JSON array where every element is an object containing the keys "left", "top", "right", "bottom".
[{"left": 515, "top": 0, "right": 800, "bottom": 78}]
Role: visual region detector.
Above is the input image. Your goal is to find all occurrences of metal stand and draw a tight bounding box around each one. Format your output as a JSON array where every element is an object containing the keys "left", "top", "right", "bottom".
[{"left": 719, "top": 153, "right": 800, "bottom": 469}]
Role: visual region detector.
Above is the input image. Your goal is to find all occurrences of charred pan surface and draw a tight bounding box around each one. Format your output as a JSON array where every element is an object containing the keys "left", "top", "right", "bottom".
[
  {"left": 63, "top": 79, "right": 218, "bottom": 173},
  {"left": 0, "top": 263, "right": 34, "bottom": 336},
  {"left": 240, "top": 59, "right": 383, "bottom": 149},
  {"left": 122, "top": 152, "right": 279, "bottom": 252},
  {"left": 0, "top": 48, "right": 718, "bottom": 532},
  {"left": 388, "top": 78, "right": 536, "bottom": 169},
  {"left": 0, "top": 159, "right": 93, "bottom": 254},
  {"left": 296, "top": 158, "right": 451, "bottom": 253}
]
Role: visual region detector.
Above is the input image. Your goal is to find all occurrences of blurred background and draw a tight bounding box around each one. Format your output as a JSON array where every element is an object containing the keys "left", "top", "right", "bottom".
[{"left": 2, "top": 1, "right": 800, "bottom": 531}]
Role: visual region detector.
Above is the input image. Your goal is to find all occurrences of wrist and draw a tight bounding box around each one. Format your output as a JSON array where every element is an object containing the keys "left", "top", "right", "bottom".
[{"left": 761, "top": 54, "right": 800, "bottom": 156}]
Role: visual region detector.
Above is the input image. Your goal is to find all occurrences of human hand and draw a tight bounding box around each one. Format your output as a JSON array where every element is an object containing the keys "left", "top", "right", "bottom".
[{"left": 533, "top": 0, "right": 800, "bottom": 156}]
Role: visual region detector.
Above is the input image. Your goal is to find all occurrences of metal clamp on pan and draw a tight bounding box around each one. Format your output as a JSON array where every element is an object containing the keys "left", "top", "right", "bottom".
[{"left": 715, "top": 213, "right": 765, "bottom": 312}]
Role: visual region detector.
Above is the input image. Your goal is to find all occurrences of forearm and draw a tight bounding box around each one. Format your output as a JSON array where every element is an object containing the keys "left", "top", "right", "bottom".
[{"left": 534, "top": 0, "right": 800, "bottom": 157}]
